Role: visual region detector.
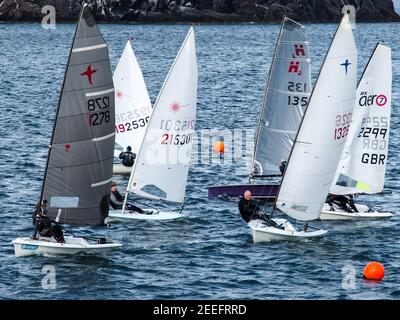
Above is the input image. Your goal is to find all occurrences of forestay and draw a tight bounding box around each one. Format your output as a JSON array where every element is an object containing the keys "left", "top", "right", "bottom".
[
  {"left": 41, "top": 5, "right": 115, "bottom": 226},
  {"left": 276, "top": 14, "right": 358, "bottom": 221},
  {"left": 253, "top": 17, "right": 311, "bottom": 176},
  {"left": 126, "top": 27, "right": 197, "bottom": 204},
  {"left": 331, "top": 44, "right": 391, "bottom": 195},
  {"left": 113, "top": 40, "right": 152, "bottom": 155}
]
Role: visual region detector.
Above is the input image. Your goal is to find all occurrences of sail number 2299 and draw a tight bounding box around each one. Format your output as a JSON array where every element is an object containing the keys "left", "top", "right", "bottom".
[{"left": 334, "top": 112, "right": 352, "bottom": 141}]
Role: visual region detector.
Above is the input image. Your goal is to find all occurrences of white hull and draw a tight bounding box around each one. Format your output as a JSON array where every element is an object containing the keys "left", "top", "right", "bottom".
[
  {"left": 107, "top": 209, "right": 185, "bottom": 222},
  {"left": 248, "top": 219, "right": 327, "bottom": 243},
  {"left": 12, "top": 236, "right": 122, "bottom": 258},
  {"left": 113, "top": 163, "right": 132, "bottom": 175},
  {"left": 320, "top": 203, "right": 393, "bottom": 220}
]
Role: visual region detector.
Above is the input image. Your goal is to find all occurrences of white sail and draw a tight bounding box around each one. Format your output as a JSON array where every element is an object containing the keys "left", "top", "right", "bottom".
[
  {"left": 276, "top": 14, "right": 358, "bottom": 221},
  {"left": 331, "top": 44, "right": 392, "bottom": 195},
  {"left": 253, "top": 17, "right": 311, "bottom": 176},
  {"left": 126, "top": 27, "right": 197, "bottom": 204},
  {"left": 113, "top": 40, "right": 152, "bottom": 155}
]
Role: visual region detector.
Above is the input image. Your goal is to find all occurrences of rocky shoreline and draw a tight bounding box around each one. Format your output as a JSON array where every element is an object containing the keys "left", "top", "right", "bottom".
[{"left": 0, "top": 0, "right": 399, "bottom": 23}]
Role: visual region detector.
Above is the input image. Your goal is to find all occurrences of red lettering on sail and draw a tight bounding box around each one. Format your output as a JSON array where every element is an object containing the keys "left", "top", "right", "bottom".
[
  {"left": 294, "top": 44, "right": 305, "bottom": 56},
  {"left": 288, "top": 61, "right": 301, "bottom": 75}
]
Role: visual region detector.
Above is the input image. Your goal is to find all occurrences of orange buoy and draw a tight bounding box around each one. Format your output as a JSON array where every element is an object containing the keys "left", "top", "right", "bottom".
[
  {"left": 363, "top": 261, "right": 385, "bottom": 281},
  {"left": 212, "top": 141, "right": 224, "bottom": 153}
]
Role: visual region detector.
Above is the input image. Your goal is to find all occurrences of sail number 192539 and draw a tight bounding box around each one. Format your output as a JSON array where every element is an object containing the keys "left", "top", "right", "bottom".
[{"left": 334, "top": 112, "right": 352, "bottom": 140}]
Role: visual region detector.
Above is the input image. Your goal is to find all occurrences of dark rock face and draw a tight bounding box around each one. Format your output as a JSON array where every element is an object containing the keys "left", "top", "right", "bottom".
[{"left": 0, "top": 0, "right": 399, "bottom": 22}]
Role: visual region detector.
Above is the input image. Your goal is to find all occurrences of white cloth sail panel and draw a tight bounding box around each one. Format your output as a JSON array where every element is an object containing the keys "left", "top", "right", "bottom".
[
  {"left": 276, "top": 14, "right": 358, "bottom": 221},
  {"left": 113, "top": 40, "right": 152, "bottom": 155},
  {"left": 43, "top": 5, "right": 115, "bottom": 226},
  {"left": 331, "top": 44, "right": 392, "bottom": 195},
  {"left": 128, "top": 27, "right": 197, "bottom": 204},
  {"left": 253, "top": 17, "right": 311, "bottom": 176}
]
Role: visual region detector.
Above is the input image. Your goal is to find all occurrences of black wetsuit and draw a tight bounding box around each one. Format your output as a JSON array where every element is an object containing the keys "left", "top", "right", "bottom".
[
  {"left": 110, "top": 190, "right": 144, "bottom": 213},
  {"left": 279, "top": 161, "right": 287, "bottom": 175},
  {"left": 238, "top": 198, "right": 267, "bottom": 223},
  {"left": 33, "top": 214, "right": 65, "bottom": 243},
  {"left": 326, "top": 194, "right": 358, "bottom": 213},
  {"left": 119, "top": 151, "right": 136, "bottom": 167}
]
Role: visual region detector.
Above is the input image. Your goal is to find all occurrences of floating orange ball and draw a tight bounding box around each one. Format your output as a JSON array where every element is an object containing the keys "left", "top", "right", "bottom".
[
  {"left": 363, "top": 261, "right": 385, "bottom": 281},
  {"left": 212, "top": 141, "right": 224, "bottom": 153}
]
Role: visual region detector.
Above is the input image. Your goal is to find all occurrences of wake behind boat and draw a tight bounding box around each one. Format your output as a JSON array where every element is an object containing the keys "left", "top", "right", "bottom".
[{"left": 12, "top": 4, "right": 121, "bottom": 257}]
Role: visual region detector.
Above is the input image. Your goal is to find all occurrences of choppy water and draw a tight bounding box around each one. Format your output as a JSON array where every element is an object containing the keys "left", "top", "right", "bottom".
[{"left": 0, "top": 22, "right": 399, "bottom": 300}]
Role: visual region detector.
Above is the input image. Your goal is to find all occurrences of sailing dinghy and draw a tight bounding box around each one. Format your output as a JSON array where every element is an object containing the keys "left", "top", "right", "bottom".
[
  {"left": 13, "top": 4, "right": 122, "bottom": 257},
  {"left": 249, "top": 13, "right": 357, "bottom": 242},
  {"left": 208, "top": 17, "right": 311, "bottom": 199},
  {"left": 108, "top": 27, "right": 197, "bottom": 222},
  {"left": 113, "top": 40, "right": 152, "bottom": 175},
  {"left": 320, "top": 43, "right": 393, "bottom": 220}
]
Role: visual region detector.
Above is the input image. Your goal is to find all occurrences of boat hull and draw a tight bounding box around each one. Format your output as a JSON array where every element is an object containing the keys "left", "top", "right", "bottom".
[
  {"left": 108, "top": 209, "right": 185, "bottom": 222},
  {"left": 113, "top": 163, "right": 132, "bottom": 175},
  {"left": 208, "top": 184, "right": 279, "bottom": 200},
  {"left": 320, "top": 203, "right": 393, "bottom": 220},
  {"left": 248, "top": 219, "right": 327, "bottom": 243},
  {"left": 12, "top": 236, "right": 122, "bottom": 257}
]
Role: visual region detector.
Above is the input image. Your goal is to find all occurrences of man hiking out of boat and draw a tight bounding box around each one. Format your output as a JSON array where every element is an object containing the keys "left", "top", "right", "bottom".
[
  {"left": 119, "top": 146, "right": 136, "bottom": 167},
  {"left": 238, "top": 190, "right": 283, "bottom": 228},
  {"left": 326, "top": 193, "right": 359, "bottom": 213},
  {"left": 110, "top": 181, "right": 144, "bottom": 213},
  {"left": 32, "top": 200, "right": 65, "bottom": 243}
]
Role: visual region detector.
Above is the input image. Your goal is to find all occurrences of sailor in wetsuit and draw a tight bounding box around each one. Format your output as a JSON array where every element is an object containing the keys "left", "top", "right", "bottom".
[
  {"left": 238, "top": 190, "right": 283, "bottom": 228},
  {"left": 326, "top": 193, "right": 359, "bottom": 213},
  {"left": 110, "top": 181, "right": 144, "bottom": 213},
  {"left": 119, "top": 146, "right": 136, "bottom": 167},
  {"left": 32, "top": 200, "right": 65, "bottom": 243}
]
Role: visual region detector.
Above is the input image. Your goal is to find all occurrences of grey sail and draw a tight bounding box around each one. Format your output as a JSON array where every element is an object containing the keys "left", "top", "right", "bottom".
[
  {"left": 41, "top": 4, "right": 115, "bottom": 226},
  {"left": 253, "top": 17, "right": 311, "bottom": 176}
]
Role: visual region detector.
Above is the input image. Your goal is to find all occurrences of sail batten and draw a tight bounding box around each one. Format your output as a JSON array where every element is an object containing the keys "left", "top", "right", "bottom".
[
  {"left": 126, "top": 27, "right": 198, "bottom": 205},
  {"left": 253, "top": 17, "right": 311, "bottom": 177},
  {"left": 276, "top": 14, "right": 358, "bottom": 221},
  {"left": 41, "top": 5, "right": 115, "bottom": 226}
]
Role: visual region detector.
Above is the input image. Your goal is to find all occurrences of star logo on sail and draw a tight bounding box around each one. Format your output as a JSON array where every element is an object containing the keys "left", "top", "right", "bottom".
[
  {"left": 340, "top": 59, "right": 351, "bottom": 75},
  {"left": 81, "top": 64, "right": 97, "bottom": 85},
  {"left": 116, "top": 90, "right": 123, "bottom": 98},
  {"left": 169, "top": 101, "right": 188, "bottom": 113}
]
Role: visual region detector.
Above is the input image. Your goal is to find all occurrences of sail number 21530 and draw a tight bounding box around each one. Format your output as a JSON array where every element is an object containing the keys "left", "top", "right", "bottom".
[
  {"left": 334, "top": 112, "right": 352, "bottom": 141},
  {"left": 88, "top": 96, "right": 110, "bottom": 127}
]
